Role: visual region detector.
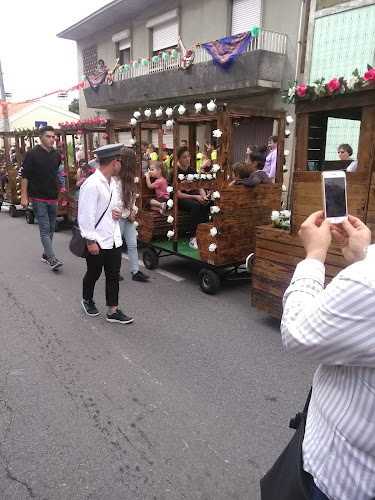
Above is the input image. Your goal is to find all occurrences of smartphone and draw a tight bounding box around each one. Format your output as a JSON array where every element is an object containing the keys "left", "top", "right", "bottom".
[{"left": 321, "top": 170, "right": 348, "bottom": 223}]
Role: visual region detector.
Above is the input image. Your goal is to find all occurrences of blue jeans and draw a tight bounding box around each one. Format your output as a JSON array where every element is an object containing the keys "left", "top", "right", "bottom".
[
  {"left": 119, "top": 217, "right": 139, "bottom": 274},
  {"left": 31, "top": 200, "right": 58, "bottom": 261}
]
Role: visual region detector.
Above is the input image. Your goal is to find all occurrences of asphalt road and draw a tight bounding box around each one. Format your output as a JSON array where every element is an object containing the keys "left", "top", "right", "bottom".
[{"left": 0, "top": 207, "right": 315, "bottom": 500}]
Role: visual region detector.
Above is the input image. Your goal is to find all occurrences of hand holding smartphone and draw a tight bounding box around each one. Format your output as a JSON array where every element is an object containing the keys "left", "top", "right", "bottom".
[{"left": 322, "top": 171, "right": 348, "bottom": 223}]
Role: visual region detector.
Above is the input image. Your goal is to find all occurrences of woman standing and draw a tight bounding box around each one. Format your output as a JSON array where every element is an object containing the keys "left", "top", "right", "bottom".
[{"left": 116, "top": 147, "right": 150, "bottom": 282}]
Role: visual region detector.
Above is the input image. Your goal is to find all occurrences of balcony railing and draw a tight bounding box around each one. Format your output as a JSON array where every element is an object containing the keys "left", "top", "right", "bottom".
[{"left": 84, "top": 29, "right": 287, "bottom": 87}]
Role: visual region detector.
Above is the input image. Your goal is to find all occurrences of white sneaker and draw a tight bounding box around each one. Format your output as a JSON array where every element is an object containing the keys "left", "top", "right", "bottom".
[{"left": 189, "top": 237, "right": 198, "bottom": 250}]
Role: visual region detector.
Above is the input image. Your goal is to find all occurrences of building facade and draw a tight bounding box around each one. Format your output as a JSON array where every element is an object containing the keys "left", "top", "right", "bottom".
[{"left": 58, "top": 0, "right": 306, "bottom": 156}]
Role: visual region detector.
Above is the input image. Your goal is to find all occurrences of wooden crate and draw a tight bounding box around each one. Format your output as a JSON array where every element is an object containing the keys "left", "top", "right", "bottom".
[
  {"left": 137, "top": 210, "right": 190, "bottom": 243},
  {"left": 6, "top": 169, "right": 21, "bottom": 204},
  {"left": 196, "top": 184, "right": 282, "bottom": 266},
  {"left": 251, "top": 226, "right": 348, "bottom": 319}
]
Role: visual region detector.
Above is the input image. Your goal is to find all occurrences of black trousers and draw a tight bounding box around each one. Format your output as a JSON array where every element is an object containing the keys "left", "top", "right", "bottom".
[
  {"left": 178, "top": 198, "right": 210, "bottom": 237},
  {"left": 83, "top": 246, "right": 122, "bottom": 307}
]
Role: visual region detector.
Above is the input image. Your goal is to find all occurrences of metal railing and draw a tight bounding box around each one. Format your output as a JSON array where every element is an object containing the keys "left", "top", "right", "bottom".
[{"left": 85, "top": 29, "right": 287, "bottom": 87}]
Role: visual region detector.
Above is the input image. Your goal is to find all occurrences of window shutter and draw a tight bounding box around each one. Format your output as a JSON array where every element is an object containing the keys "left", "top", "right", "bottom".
[
  {"left": 152, "top": 129, "right": 173, "bottom": 150},
  {"left": 119, "top": 38, "right": 131, "bottom": 51},
  {"left": 153, "top": 19, "right": 178, "bottom": 52},
  {"left": 117, "top": 131, "right": 132, "bottom": 146},
  {"left": 231, "top": 0, "right": 261, "bottom": 35}
]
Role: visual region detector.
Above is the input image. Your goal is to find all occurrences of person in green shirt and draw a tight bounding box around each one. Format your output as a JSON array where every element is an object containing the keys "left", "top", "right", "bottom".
[
  {"left": 205, "top": 140, "right": 217, "bottom": 162},
  {"left": 163, "top": 147, "right": 171, "bottom": 173},
  {"left": 148, "top": 144, "right": 158, "bottom": 162},
  {"left": 196, "top": 142, "right": 203, "bottom": 172}
]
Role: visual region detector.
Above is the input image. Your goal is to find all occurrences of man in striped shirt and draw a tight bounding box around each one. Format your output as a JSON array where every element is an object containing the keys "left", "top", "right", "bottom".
[{"left": 281, "top": 211, "right": 375, "bottom": 500}]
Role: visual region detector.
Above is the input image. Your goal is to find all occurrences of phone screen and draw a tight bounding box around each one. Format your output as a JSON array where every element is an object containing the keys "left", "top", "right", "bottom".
[{"left": 324, "top": 177, "right": 347, "bottom": 218}]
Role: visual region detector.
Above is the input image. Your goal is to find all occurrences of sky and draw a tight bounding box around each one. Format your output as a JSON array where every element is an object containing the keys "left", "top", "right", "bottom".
[{"left": 0, "top": 0, "right": 111, "bottom": 104}]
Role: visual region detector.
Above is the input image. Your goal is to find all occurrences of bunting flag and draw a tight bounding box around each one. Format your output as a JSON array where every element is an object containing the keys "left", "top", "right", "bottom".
[
  {"left": 87, "top": 71, "right": 108, "bottom": 92},
  {"left": 202, "top": 32, "right": 252, "bottom": 72},
  {"left": 0, "top": 82, "right": 85, "bottom": 115}
]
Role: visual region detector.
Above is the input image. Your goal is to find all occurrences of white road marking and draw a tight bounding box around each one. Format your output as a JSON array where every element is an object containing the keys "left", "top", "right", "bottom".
[{"left": 121, "top": 253, "right": 184, "bottom": 282}]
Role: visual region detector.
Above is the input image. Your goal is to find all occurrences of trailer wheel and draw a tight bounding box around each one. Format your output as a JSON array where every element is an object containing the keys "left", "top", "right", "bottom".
[
  {"left": 9, "top": 205, "right": 18, "bottom": 218},
  {"left": 199, "top": 268, "right": 221, "bottom": 295},
  {"left": 143, "top": 248, "right": 159, "bottom": 270},
  {"left": 25, "top": 210, "right": 35, "bottom": 224}
]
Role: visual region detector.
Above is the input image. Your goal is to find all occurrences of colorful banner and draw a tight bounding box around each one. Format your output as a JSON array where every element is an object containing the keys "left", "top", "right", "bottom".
[
  {"left": 0, "top": 82, "right": 85, "bottom": 115},
  {"left": 202, "top": 32, "right": 252, "bottom": 72}
]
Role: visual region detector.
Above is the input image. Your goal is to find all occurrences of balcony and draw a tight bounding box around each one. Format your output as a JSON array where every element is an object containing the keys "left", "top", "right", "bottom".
[{"left": 83, "top": 29, "right": 287, "bottom": 110}]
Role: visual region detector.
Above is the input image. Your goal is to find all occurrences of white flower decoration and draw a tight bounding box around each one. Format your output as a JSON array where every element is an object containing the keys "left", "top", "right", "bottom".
[
  {"left": 286, "top": 115, "right": 294, "bottom": 124},
  {"left": 134, "top": 176, "right": 139, "bottom": 183},
  {"left": 187, "top": 174, "right": 194, "bottom": 181},
  {"left": 133, "top": 111, "right": 141, "bottom": 119},
  {"left": 178, "top": 174, "right": 185, "bottom": 181},
  {"left": 206, "top": 173, "right": 213, "bottom": 180},
  {"left": 167, "top": 199, "right": 174, "bottom": 209},
  {"left": 200, "top": 174, "right": 207, "bottom": 180},
  {"left": 346, "top": 74, "right": 359, "bottom": 90},
  {"left": 210, "top": 227, "right": 218, "bottom": 236},
  {"left": 165, "top": 107, "right": 173, "bottom": 117},
  {"left": 155, "top": 107, "right": 163, "bottom": 118},
  {"left": 210, "top": 206, "right": 221, "bottom": 214},
  {"left": 194, "top": 102, "right": 203, "bottom": 113},
  {"left": 134, "top": 221, "right": 139, "bottom": 228},
  {"left": 166, "top": 186, "right": 173, "bottom": 193},
  {"left": 284, "top": 150, "right": 289, "bottom": 156},
  {"left": 288, "top": 87, "right": 297, "bottom": 98},
  {"left": 167, "top": 215, "right": 174, "bottom": 224},
  {"left": 271, "top": 211, "right": 280, "bottom": 221},
  {"left": 212, "top": 173, "right": 216, "bottom": 179},
  {"left": 130, "top": 118, "right": 137, "bottom": 126},
  {"left": 282, "top": 184, "right": 287, "bottom": 192},
  {"left": 207, "top": 100, "right": 217, "bottom": 112},
  {"left": 211, "top": 164, "right": 221, "bottom": 173},
  {"left": 280, "top": 210, "right": 291, "bottom": 218},
  {"left": 144, "top": 109, "right": 152, "bottom": 118},
  {"left": 178, "top": 105, "right": 186, "bottom": 115},
  {"left": 166, "top": 119, "right": 174, "bottom": 129},
  {"left": 129, "top": 138, "right": 136, "bottom": 146},
  {"left": 167, "top": 230, "right": 174, "bottom": 240},
  {"left": 209, "top": 243, "right": 217, "bottom": 252},
  {"left": 135, "top": 230, "right": 139, "bottom": 237},
  {"left": 212, "top": 129, "right": 222, "bottom": 138},
  {"left": 211, "top": 191, "right": 221, "bottom": 200},
  {"left": 285, "top": 129, "right": 291, "bottom": 137},
  {"left": 193, "top": 173, "right": 200, "bottom": 180}
]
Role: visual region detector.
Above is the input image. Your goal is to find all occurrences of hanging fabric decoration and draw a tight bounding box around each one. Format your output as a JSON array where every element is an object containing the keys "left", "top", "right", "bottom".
[
  {"left": 202, "top": 32, "right": 252, "bottom": 72},
  {"left": 87, "top": 71, "right": 108, "bottom": 92},
  {"left": 178, "top": 36, "right": 195, "bottom": 69}
]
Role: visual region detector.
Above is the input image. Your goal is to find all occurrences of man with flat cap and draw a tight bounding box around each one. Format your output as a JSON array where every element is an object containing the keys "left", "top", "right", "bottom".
[{"left": 78, "top": 143, "right": 134, "bottom": 324}]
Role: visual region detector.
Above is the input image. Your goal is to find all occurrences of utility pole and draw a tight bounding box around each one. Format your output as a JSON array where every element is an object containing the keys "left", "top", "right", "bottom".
[{"left": 0, "top": 58, "right": 10, "bottom": 132}]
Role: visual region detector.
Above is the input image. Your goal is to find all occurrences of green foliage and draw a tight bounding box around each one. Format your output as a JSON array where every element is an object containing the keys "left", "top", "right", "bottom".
[{"left": 69, "top": 98, "right": 79, "bottom": 115}]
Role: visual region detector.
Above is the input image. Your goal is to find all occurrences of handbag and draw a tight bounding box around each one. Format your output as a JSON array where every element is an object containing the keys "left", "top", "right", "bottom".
[
  {"left": 69, "top": 193, "right": 113, "bottom": 258},
  {"left": 260, "top": 388, "right": 312, "bottom": 500}
]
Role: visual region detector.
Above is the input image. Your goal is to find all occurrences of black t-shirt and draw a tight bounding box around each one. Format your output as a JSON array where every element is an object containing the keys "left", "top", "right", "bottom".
[
  {"left": 169, "top": 166, "right": 200, "bottom": 196},
  {"left": 21, "top": 145, "right": 61, "bottom": 200}
]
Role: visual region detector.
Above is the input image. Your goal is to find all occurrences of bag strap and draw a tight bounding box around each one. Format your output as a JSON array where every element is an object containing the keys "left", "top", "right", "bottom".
[
  {"left": 289, "top": 387, "right": 312, "bottom": 429},
  {"left": 303, "top": 387, "right": 312, "bottom": 415},
  {"left": 94, "top": 191, "right": 112, "bottom": 229}
]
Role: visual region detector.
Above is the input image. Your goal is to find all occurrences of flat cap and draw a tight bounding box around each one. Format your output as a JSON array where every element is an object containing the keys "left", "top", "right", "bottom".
[{"left": 92, "top": 143, "right": 124, "bottom": 159}]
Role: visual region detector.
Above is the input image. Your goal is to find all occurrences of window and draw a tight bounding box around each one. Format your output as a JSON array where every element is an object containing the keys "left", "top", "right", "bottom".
[
  {"left": 152, "top": 19, "right": 178, "bottom": 53},
  {"left": 231, "top": 0, "right": 261, "bottom": 35},
  {"left": 118, "top": 39, "right": 130, "bottom": 66},
  {"left": 83, "top": 45, "right": 98, "bottom": 77}
]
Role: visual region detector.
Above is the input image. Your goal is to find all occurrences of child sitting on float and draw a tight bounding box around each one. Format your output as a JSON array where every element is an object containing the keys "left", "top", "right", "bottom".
[
  {"left": 229, "top": 152, "right": 271, "bottom": 187},
  {"left": 144, "top": 162, "right": 170, "bottom": 214}
]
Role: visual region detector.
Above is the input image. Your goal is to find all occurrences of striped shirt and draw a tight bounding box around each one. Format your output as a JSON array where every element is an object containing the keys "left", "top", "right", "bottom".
[{"left": 281, "top": 246, "right": 375, "bottom": 500}]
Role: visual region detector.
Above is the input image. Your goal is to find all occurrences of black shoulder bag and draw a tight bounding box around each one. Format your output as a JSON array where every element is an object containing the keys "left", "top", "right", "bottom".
[
  {"left": 260, "top": 388, "right": 312, "bottom": 500},
  {"left": 69, "top": 192, "right": 112, "bottom": 258}
]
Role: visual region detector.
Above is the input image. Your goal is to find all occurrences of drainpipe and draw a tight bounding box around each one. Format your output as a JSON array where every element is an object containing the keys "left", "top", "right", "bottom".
[{"left": 295, "top": 0, "right": 306, "bottom": 85}]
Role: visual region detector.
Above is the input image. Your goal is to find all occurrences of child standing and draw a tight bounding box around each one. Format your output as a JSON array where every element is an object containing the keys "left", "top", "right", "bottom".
[{"left": 144, "top": 162, "right": 170, "bottom": 214}]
